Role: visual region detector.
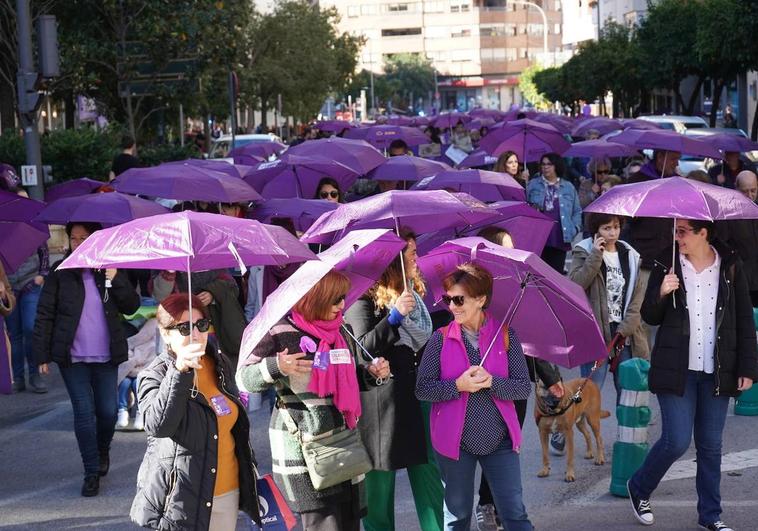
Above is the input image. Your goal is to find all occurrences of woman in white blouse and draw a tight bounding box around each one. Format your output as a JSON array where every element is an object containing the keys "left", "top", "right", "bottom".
[{"left": 626, "top": 218, "right": 758, "bottom": 531}]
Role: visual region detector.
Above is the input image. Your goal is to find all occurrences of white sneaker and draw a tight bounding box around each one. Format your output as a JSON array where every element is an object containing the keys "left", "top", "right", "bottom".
[
  {"left": 116, "top": 408, "right": 130, "bottom": 428},
  {"left": 133, "top": 410, "right": 144, "bottom": 431}
]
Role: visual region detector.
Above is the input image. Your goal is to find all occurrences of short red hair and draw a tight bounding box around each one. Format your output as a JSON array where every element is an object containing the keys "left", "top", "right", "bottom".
[
  {"left": 156, "top": 293, "right": 209, "bottom": 329},
  {"left": 293, "top": 270, "right": 350, "bottom": 321}
]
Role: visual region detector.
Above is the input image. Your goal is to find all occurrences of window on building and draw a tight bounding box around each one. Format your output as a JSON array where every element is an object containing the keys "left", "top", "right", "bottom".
[
  {"left": 384, "top": 3, "right": 412, "bottom": 12},
  {"left": 480, "top": 24, "right": 507, "bottom": 37},
  {"left": 426, "top": 1, "right": 445, "bottom": 13},
  {"left": 451, "top": 28, "right": 472, "bottom": 38},
  {"left": 527, "top": 23, "right": 543, "bottom": 36},
  {"left": 381, "top": 27, "right": 423, "bottom": 37},
  {"left": 361, "top": 4, "right": 377, "bottom": 15},
  {"left": 555, "top": 0, "right": 562, "bottom": 10},
  {"left": 348, "top": 5, "right": 359, "bottom": 17},
  {"left": 505, "top": 48, "right": 517, "bottom": 61},
  {"left": 554, "top": 23, "right": 561, "bottom": 34}
]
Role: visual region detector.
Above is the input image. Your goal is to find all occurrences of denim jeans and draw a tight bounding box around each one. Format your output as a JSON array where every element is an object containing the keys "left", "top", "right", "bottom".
[
  {"left": 117, "top": 376, "right": 137, "bottom": 410},
  {"left": 7, "top": 284, "right": 41, "bottom": 380},
  {"left": 435, "top": 438, "right": 533, "bottom": 531},
  {"left": 628, "top": 371, "right": 730, "bottom": 525},
  {"left": 580, "top": 321, "right": 632, "bottom": 404},
  {"left": 59, "top": 362, "right": 118, "bottom": 476}
]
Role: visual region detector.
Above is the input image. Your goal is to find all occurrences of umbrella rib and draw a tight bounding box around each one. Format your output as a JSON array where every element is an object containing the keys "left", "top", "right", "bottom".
[{"left": 527, "top": 281, "right": 570, "bottom": 347}]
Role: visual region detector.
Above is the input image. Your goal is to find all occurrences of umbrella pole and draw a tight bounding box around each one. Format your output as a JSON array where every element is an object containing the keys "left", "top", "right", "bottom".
[
  {"left": 394, "top": 217, "right": 408, "bottom": 292},
  {"left": 480, "top": 278, "right": 527, "bottom": 366},
  {"left": 187, "top": 255, "right": 194, "bottom": 341},
  {"left": 660, "top": 151, "right": 667, "bottom": 178},
  {"left": 672, "top": 218, "right": 677, "bottom": 309}
]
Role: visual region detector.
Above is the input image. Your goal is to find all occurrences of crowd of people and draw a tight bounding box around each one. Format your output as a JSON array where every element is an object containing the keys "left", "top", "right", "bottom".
[{"left": 1, "top": 108, "right": 758, "bottom": 531}]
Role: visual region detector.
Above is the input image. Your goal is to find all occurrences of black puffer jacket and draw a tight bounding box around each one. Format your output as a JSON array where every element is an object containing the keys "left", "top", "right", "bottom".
[
  {"left": 641, "top": 241, "right": 758, "bottom": 397},
  {"left": 33, "top": 262, "right": 140, "bottom": 367},
  {"left": 130, "top": 347, "right": 260, "bottom": 530}
]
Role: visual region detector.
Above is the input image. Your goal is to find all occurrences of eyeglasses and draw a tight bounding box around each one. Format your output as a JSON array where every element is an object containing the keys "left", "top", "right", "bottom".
[
  {"left": 675, "top": 227, "right": 695, "bottom": 238},
  {"left": 332, "top": 294, "right": 346, "bottom": 305},
  {"left": 167, "top": 318, "right": 210, "bottom": 336},
  {"left": 320, "top": 191, "right": 339, "bottom": 199},
  {"left": 441, "top": 295, "right": 466, "bottom": 307},
  {"left": 596, "top": 169, "right": 611, "bottom": 175}
]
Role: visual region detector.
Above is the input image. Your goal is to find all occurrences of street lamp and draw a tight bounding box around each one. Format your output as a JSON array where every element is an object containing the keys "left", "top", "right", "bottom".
[{"left": 507, "top": 0, "right": 550, "bottom": 66}]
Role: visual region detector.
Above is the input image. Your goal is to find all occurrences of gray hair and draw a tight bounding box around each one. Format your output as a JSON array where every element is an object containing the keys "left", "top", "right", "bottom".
[{"left": 587, "top": 156, "right": 612, "bottom": 175}]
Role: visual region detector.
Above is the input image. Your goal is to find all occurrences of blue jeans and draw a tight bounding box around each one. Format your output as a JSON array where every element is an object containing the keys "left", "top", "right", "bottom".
[
  {"left": 581, "top": 322, "right": 632, "bottom": 404},
  {"left": 59, "top": 362, "right": 118, "bottom": 476},
  {"left": 435, "top": 439, "right": 533, "bottom": 531},
  {"left": 629, "top": 371, "right": 730, "bottom": 525},
  {"left": 117, "top": 376, "right": 137, "bottom": 410},
  {"left": 7, "top": 285, "right": 41, "bottom": 380}
]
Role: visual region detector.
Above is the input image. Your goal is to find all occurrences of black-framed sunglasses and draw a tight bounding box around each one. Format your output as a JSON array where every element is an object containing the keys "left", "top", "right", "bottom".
[
  {"left": 167, "top": 318, "right": 210, "bottom": 336},
  {"left": 332, "top": 294, "right": 346, "bottom": 305},
  {"left": 596, "top": 169, "right": 611, "bottom": 175},
  {"left": 441, "top": 295, "right": 466, "bottom": 307},
  {"left": 320, "top": 190, "right": 339, "bottom": 199}
]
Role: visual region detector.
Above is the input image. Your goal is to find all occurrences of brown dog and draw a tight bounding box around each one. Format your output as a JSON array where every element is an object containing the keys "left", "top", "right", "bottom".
[{"left": 535, "top": 377, "right": 609, "bottom": 482}]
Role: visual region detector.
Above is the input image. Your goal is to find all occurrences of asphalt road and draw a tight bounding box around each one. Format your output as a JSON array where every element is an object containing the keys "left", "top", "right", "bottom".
[{"left": 1, "top": 363, "right": 756, "bottom": 531}]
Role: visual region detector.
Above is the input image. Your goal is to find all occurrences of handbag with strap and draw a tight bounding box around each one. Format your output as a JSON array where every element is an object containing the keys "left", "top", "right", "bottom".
[{"left": 277, "top": 403, "right": 372, "bottom": 490}]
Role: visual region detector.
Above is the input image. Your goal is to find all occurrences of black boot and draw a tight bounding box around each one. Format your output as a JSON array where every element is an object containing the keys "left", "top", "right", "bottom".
[
  {"left": 81, "top": 474, "right": 100, "bottom": 497},
  {"left": 98, "top": 451, "right": 110, "bottom": 477}
]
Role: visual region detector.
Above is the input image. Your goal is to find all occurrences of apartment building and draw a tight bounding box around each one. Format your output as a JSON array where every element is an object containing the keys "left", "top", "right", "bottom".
[{"left": 321, "top": 0, "right": 564, "bottom": 111}]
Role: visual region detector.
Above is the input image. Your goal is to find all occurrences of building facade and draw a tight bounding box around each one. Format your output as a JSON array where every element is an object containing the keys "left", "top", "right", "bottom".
[{"left": 321, "top": 0, "right": 564, "bottom": 111}]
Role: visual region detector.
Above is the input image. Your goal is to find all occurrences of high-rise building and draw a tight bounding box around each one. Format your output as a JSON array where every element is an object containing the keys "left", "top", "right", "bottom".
[{"left": 321, "top": 0, "right": 564, "bottom": 111}]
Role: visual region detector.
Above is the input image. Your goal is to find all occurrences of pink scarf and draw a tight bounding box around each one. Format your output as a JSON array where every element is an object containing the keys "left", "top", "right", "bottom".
[{"left": 291, "top": 311, "right": 361, "bottom": 429}]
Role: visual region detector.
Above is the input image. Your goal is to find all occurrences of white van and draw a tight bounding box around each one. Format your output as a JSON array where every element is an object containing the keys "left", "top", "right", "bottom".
[{"left": 637, "top": 115, "right": 709, "bottom": 134}]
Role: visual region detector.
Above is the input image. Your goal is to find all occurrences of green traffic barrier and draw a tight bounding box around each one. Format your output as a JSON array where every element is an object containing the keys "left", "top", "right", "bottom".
[{"left": 735, "top": 309, "right": 758, "bottom": 416}]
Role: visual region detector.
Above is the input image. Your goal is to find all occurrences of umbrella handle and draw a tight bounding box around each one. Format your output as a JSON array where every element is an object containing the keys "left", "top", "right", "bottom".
[
  {"left": 394, "top": 218, "right": 408, "bottom": 292},
  {"left": 671, "top": 218, "right": 677, "bottom": 310}
]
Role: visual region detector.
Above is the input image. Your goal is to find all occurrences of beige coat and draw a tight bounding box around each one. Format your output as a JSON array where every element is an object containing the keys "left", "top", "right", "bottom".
[{"left": 569, "top": 239, "right": 649, "bottom": 359}]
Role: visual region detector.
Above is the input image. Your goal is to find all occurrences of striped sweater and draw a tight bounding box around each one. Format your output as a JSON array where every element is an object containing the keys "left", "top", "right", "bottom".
[{"left": 236, "top": 317, "right": 372, "bottom": 514}]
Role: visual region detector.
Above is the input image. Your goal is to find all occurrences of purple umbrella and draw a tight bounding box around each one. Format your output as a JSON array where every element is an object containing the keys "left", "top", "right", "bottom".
[
  {"left": 0, "top": 189, "right": 46, "bottom": 222},
  {"left": 697, "top": 133, "right": 758, "bottom": 154},
  {"left": 466, "top": 118, "right": 496, "bottom": 132},
  {"left": 300, "top": 190, "right": 501, "bottom": 245},
  {"left": 229, "top": 140, "right": 287, "bottom": 162},
  {"left": 458, "top": 149, "right": 498, "bottom": 169},
  {"left": 532, "top": 113, "right": 574, "bottom": 135},
  {"left": 238, "top": 229, "right": 405, "bottom": 369},
  {"left": 367, "top": 156, "right": 450, "bottom": 183},
  {"left": 564, "top": 139, "right": 642, "bottom": 159},
  {"left": 416, "top": 200, "right": 555, "bottom": 256},
  {"left": 314, "top": 120, "right": 354, "bottom": 134},
  {"left": 345, "top": 125, "right": 429, "bottom": 150},
  {"left": 417, "top": 237, "right": 606, "bottom": 368},
  {"left": 410, "top": 116, "right": 431, "bottom": 127},
  {"left": 411, "top": 169, "right": 525, "bottom": 202},
  {"left": 114, "top": 163, "right": 262, "bottom": 202},
  {"left": 45, "top": 178, "right": 108, "bottom": 203},
  {"left": 244, "top": 155, "right": 361, "bottom": 199},
  {"left": 34, "top": 191, "right": 170, "bottom": 225},
  {"left": 479, "top": 119, "right": 571, "bottom": 161},
  {"left": 469, "top": 109, "right": 506, "bottom": 121},
  {"left": 164, "top": 159, "right": 256, "bottom": 180},
  {"left": 0, "top": 221, "right": 50, "bottom": 273},
  {"left": 432, "top": 112, "right": 472, "bottom": 129},
  {"left": 571, "top": 117, "right": 623, "bottom": 138},
  {"left": 285, "top": 137, "right": 386, "bottom": 176},
  {"left": 611, "top": 129, "right": 722, "bottom": 159},
  {"left": 250, "top": 198, "right": 339, "bottom": 232},
  {"left": 387, "top": 115, "right": 413, "bottom": 126}
]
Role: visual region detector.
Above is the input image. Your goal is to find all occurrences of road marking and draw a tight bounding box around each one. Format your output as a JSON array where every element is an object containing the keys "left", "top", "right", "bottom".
[{"left": 662, "top": 449, "right": 758, "bottom": 482}]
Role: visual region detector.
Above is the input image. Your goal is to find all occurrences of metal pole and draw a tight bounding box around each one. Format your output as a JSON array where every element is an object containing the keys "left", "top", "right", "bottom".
[
  {"left": 15, "top": 0, "right": 44, "bottom": 200},
  {"left": 228, "top": 70, "right": 237, "bottom": 149},
  {"left": 370, "top": 69, "right": 375, "bottom": 116},
  {"left": 508, "top": 1, "right": 550, "bottom": 66},
  {"left": 179, "top": 103, "right": 185, "bottom": 146}
]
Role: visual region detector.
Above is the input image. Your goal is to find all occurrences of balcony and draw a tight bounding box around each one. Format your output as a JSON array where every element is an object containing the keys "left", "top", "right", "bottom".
[{"left": 480, "top": 57, "right": 533, "bottom": 75}]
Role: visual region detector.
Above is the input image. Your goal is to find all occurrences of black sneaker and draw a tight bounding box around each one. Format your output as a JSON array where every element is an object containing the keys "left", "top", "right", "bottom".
[
  {"left": 699, "top": 522, "right": 734, "bottom": 531},
  {"left": 81, "top": 474, "right": 100, "bottom": 497},
  {"left": 549, "top": 432, "right": 566, "bottom": 456},
  {"left": 98, "top": 451, "right": 110, "bottom": 477},
  {"left": 627, "top": 480, "right": 654, "bottom": 525}
]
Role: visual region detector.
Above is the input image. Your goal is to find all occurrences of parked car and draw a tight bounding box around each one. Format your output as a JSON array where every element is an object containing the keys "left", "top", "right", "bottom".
[
  {"left": 207, "top": 133, "right": 283, "bottom": 160},
  {"left": 678, "top": 127, "right": 752, "bottom": 175},
  {"left": 638, "top": 114, "right": 709, "bottom": 134}
]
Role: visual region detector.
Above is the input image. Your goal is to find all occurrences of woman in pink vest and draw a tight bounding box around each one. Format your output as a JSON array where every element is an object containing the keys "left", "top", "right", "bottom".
[{"left": 416, "top": 263, "right": 533, "bottom": 531}]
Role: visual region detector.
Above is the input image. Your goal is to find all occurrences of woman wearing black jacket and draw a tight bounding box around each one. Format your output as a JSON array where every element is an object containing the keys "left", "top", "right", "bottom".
[
  {"left": 627, "top": 220, "right": 757, "bottom": 531},
  {"left": 131, "top": 293, "right": 260, "bottom": 531},
  {"left": 34, "top": 222, "right": 140, "bottom": 497}
]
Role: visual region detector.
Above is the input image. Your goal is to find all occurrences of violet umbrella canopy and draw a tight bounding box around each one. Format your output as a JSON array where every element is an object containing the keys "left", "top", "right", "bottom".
[
  {"left": 0, "top": 190, "right": 49, "bottom": 273},
  {"left": 345, "top": 125, "right": 429, "bottom": 150},
  {"left": 458, "top": 149, "right": 498, "bottom": 169},
  {"left": 58, "top": 210, "right": 317, "bottom": 272},
  {"left": 244, "top": 155, "right": 361, "bottom": 199},
  {"left": 411, "top": 168, "right": 526, "bottom": 202},
  {"left": 113, "top": 163, "right": 263, "bottom": 202},
  {"left": 417, "top": 237, "right": 607, "bottom": 368},
  {"left": 469, "top": 108, "right": 505, "bottom": 121},
  {"left": 367, "top": 156, "right": 450, "bottom": 182},
  {"left": 432, "top": 112, "right": 472, "bottom": 129},
  {"left": 531, "top": 113, "right": 574, "bottom": 135},
  {"left": 386, "top": 115, "right": 413, "bottom": 126},
  {"left": 611, "top": 129, "right": 723, "bottom": 159},
  {"left": 415, "top": 200, "right": 555, "bottom": 256},
  {"left": 584, "top": 176, "right": 758, "bottom": 221},
  {"left": 237, "top": 229, "right": 406, "bottom": 369},
  {"left": 466, "top": 118, "right": 496, "bottom": 131},
  {"left": 229, "top": 141, "right": 287, "bottom": 163},
  {"left": 479, "top": 119, "right": 571, "bottom": 161},
  {"left": 314, "top": 120, "right": 354, "bottom": 134},
  {"left": 697, "top": 133, "right": 758, "bottom": 154},
  {"left": 300, "top": 190, "right": 502, "bottom": 245},
  {"left": 284, "top": 137, "right": 386, "bottom": 176},
  {"left": 34, "top": 191, "right": 170, "bottom": 225},
  {"left": 164, "top": 158, "right": 256, "bottom": 180},
  {"left": 44, "top": 177, "right": 108, "bottom": 202},
  {"left": 571, "top": 117, "right": 623, "bottom": 138},
  {"left": 563, "top": 139, "right": 642, "bottom": 159},
  {"left": 250, "top": 198, "right": 339, "bottom": 232}
]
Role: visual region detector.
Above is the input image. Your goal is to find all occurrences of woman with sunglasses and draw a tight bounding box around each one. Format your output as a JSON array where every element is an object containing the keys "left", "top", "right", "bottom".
[
  {"left": 315, "top": 177, "right": 342, "bottom": 203},
  {"left": 626, "top": 219, "right": 757, "bottom": 531},
  {"left": 344, "top": 230, "right": 444, "bottom": 531},
  {"left": 131, "top": 293, "right": 260, "bottom": 531},
  {"left": 526, "top": 152, "right": 582, "bottom": 274},
  {"left": 416, "top": 263, "right": 533, "bottom": 531},
  {"left": 578, "top": 156, "right": 613, "bottom": 208},
  {"left": 33, "top": 222, "right": 140, "bottom": 497},
  {"left": 237, "top": 271, "right": 390, "bottom": 531}
]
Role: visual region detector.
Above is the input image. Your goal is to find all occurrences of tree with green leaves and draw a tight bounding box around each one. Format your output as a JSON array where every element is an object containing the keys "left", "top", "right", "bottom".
[
  {"left": 519, "top": 64, "right": 549, "bottom": 109},
  {"left": 382, "top": 54, "right": 435, "bottom": 112}
]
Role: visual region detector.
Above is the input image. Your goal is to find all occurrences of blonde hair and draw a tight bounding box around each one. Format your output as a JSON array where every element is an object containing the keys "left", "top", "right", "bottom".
[{"left": 370, "top": 230, "right": 426, "bottom": 310}]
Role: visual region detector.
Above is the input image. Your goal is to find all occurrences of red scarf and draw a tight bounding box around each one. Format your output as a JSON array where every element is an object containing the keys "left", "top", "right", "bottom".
[{"left": 291, "top": 311, "right": 361, "bottom": 429}]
